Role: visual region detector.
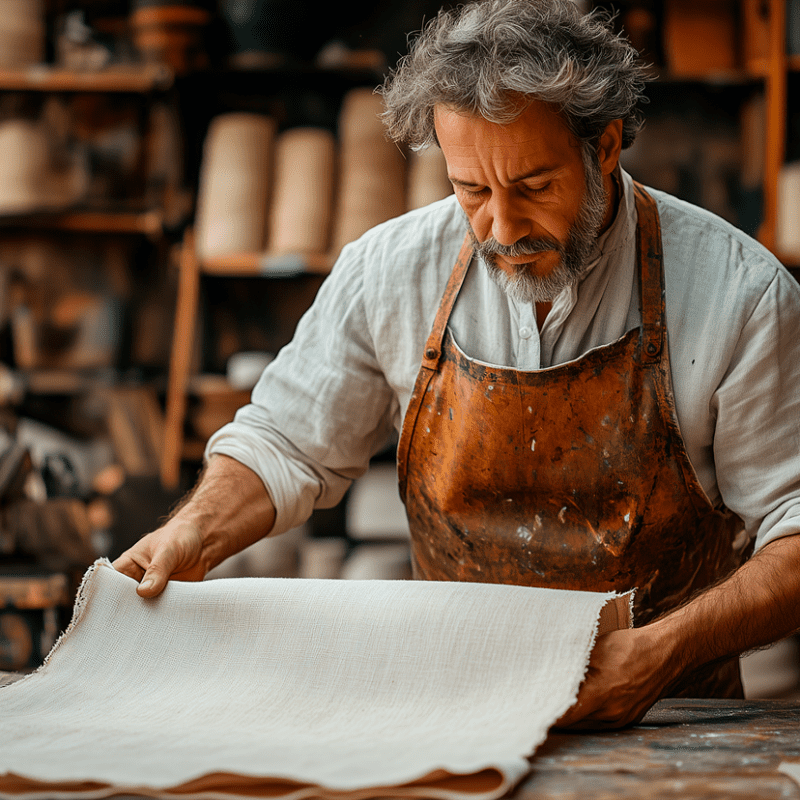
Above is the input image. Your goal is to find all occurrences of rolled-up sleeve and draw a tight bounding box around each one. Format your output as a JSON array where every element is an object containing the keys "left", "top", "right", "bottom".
[
  {"left": 206, "top": 239, "right": 398, "bottom": 536},
  {"left": 712, "top": 267, "right": 800, "bottom": 551}
]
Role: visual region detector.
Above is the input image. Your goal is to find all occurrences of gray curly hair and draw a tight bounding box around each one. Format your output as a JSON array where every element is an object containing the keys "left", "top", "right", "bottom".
[{"left": 379, "top": 0, "right": 650, "bottom": 151}]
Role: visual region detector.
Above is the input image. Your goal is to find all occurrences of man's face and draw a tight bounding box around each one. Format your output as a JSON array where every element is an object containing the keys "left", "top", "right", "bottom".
[{"left": 434, "top": 101, "right": 614, "bottom": 304}]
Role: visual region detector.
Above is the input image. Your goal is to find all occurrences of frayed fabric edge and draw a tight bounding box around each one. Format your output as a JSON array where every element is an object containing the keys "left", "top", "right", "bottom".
[{"left": 11, "top": 558, "right": 111, "bottom": 685}]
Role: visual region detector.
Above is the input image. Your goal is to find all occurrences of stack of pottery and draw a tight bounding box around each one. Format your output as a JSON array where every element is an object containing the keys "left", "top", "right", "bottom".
[
  {"left": 195, "top": 113, "right": 276, "bottom": 260},
  {"left": 0, "top": 120, "right": 50, "bottom": 213},
  {"left": 407, "top": 146, "right": 452, "bottom": 211},
  {"left": 0, "top": 0, "right": 45, "bottom": 69},
  {"left": 267, "top": 127, "right": 336, "bottom": 254},
  {"left": 331, "top": 88, "right": 406, "bottom": 254},
  {"left": 130, "top": 0, "right": 211, "bottom": 76}
]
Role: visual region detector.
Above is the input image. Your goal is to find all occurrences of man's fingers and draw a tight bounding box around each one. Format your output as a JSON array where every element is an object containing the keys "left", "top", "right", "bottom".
[
  {"left": 112, "top": 520, "right": 206, "bottom": 596},
  {"left": 136, "top": 568, "right": 164, "bottom": 597},
  {"left": 111, "top": 553, "right": 165, "bottom": 597},
  {"left": 111, "top": 554, "right": 147, "bottom": 582},
  {"left": 113, "top": 538, "right": 183, "bottom": 598},
  {"left": 136, "top": 552, "right": 180, "bottom": 597}
]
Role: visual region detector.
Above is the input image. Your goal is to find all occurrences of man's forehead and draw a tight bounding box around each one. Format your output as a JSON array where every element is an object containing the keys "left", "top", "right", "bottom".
[
  {"left": 433, "top": 103, "right": 577, "bottom": 173},
  {"left": 433, "top": 102, "right": 572, "bottom": 150}
]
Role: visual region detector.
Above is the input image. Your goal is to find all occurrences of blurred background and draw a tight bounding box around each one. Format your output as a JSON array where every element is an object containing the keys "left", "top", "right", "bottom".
[{"left": 0, "top": 0, "right": 797, "bottom": 696}]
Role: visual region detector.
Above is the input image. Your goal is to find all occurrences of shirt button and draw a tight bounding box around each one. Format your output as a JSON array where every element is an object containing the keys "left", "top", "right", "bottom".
[{"left": 519, "top": 326, "right": 532, "bottom": 339}]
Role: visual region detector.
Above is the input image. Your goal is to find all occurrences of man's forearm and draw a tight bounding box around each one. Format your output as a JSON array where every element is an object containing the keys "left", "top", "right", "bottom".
[
  {"left": 174, "top": 454, "right": 277, "bottom": 573},
  {"left": 648, "top": 533, "right": 800, "bottom": 686}
]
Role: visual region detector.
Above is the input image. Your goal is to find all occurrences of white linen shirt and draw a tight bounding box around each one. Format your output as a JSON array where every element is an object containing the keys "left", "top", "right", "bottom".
[{"left": 208, "top": 169, "right": 800, "bottom": 551}]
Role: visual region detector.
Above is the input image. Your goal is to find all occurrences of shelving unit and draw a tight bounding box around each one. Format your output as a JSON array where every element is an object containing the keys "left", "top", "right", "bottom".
[
  {"left": 154, "top": 58, "right": 390, "bottom": 489},
  {"left": 0, "top": 59, "right": 181, "bottom": 485}
]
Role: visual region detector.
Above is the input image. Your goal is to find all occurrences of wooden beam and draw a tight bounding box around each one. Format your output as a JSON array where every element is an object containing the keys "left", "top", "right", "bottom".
[{"left": 161, "top": 229, "right": 200, "bottom": 490}]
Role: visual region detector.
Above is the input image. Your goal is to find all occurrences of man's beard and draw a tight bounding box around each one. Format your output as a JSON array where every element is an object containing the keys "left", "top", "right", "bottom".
[{"left": 468, "top": 146, "right": 609, "bottom": 304}]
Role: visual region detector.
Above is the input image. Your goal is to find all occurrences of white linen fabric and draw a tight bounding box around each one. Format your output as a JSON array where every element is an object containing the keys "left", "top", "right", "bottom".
[
  {"left": 0, "top": 560, "right": 625, "bottom": 800},
  {"left": 207, "top": 168, "right": 800, "bottom": 553}
]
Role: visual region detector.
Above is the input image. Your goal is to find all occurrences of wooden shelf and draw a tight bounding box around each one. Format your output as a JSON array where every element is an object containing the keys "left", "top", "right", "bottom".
[
  {"left": 0, "top": 208, "right": 165, "bottom": 237},
  {"left": 201, "top": 251, "right": 333, "bottom": 277},
  {"left": 0, "top": 64, "right": 173, "bottom": 93}
]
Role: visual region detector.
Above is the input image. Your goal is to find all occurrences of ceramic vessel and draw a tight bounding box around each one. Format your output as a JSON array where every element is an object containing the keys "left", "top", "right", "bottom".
[
  {"left": 267, "top": 127, "right": 336, "bottom": 254},
  {"left": 195, "top": 113, "right": 276, "bottom": 259},
  {"left": 332, "top": 89, "right": 406, "bottom": 254},
  {"left": 0, "top": 0, "right": 45, "bottom": 68}
]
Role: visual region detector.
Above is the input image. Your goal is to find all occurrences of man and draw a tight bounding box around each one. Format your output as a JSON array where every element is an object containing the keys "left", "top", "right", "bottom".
[{"left": 115, "top": 0, "right": 800, "bottom": 728}]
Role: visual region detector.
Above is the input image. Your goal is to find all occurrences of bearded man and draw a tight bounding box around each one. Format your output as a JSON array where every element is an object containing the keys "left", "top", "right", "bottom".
[{"left": 115, "top": 0, "right": 800, "bottom": 727}]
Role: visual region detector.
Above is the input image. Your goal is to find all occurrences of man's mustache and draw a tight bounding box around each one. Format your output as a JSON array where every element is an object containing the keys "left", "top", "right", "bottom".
[{"left": 473, "top": 234, "right": 563, "bottom": 258}]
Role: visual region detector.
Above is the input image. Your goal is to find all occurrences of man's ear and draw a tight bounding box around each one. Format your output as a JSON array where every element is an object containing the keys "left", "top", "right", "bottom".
[{"left": 596, "top": 119, "right": 623, "bottom": 176}]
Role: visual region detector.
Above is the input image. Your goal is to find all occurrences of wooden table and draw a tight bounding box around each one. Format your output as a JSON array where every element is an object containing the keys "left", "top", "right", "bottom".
[{"left": 515, "top": 699, "right": 800, "bottom": 799}]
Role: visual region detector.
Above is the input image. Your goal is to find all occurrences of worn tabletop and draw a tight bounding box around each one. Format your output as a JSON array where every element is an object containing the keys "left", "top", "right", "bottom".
[{"left": 515, "top": 698, "right": 800, "bottom": 799}]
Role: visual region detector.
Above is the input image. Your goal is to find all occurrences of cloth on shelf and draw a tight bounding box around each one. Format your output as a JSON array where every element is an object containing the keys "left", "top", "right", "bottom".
[{"left": 0, "top": 559, "right": 630, "bottom": 800}]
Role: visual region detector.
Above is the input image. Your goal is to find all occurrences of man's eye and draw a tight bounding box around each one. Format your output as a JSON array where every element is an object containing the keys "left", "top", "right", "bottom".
[
  {"left": 523, "top": 182, "right": 550, "bottom": 196},
  {"left": 459, "top": 186, "right": 486, "bottom": 197}
]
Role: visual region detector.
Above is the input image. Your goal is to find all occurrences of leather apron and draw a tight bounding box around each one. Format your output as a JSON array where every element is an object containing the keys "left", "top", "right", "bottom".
[{"left": 397, "top": 184, "right": 751, "bottom": 698}]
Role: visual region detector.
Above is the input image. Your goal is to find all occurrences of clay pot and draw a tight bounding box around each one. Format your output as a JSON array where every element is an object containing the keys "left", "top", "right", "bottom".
[
  {"left": 195, "top": 113, "right": 276, "bottom": 259},
  {"left": 267, "top": 127, "right": 336, "bottom": 254},
  {"left": 777, "top": 162, "right": 800, "bottom": 259},
  {"left": 332, "top": 88, "right": 406, "bottom": 254},
  {"left": 0, "top": 120, "right": 50, "bottom": 213},
  {"left": 407, "top": 146, "right": 452, "bottom": 211},
  {"left": 0, "top": 0, "right": 45, "bottom": 69}
]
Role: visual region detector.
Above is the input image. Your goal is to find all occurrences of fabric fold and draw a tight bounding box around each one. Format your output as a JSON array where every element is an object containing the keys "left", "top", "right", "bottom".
[{"left": 0, "top": 559, "right": 627, "bottom": 800}]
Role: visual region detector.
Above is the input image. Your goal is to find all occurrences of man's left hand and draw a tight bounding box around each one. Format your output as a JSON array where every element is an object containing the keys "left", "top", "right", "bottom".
[
  {"left": 554, "top": 627, "right": 675, "bottom": 729},
  {"left": 555, "top": 535, "right": 800, "bottom": 729}
]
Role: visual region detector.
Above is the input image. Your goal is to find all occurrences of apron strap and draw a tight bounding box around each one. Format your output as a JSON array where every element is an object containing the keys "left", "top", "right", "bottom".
[
  {"left": 632, "top": 182, "right": 666, "bottom": 362},
  {"left": 420, "top": 235, "right": 474, "bottom": 369}
]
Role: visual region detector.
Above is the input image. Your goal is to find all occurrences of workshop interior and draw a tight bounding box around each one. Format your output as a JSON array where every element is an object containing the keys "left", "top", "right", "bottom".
[{"left": 0, "top": 0, "right": 798, "bottom": 699}]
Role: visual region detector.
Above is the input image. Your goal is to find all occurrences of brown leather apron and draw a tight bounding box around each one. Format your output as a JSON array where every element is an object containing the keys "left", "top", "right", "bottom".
[{"left": 397, "top": 183, "right": 752, "bottom": 698}]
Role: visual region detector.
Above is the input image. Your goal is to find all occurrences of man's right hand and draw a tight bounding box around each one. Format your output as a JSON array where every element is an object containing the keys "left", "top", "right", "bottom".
[
  {"left": 112, "top": 517, "right": 207, "bottom": 598},
  {"left": 110, "top": 454, "right": 278, "bottom": 598}
]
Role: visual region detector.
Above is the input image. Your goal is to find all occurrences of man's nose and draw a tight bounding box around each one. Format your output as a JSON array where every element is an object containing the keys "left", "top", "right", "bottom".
[{"left": 487, "top": 192, "right": 532, "bottom": 246}]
